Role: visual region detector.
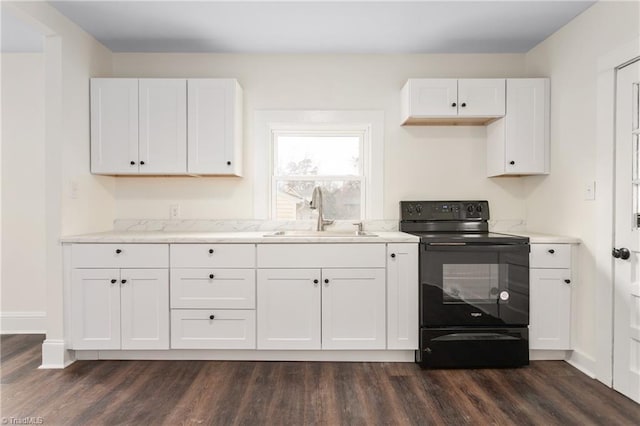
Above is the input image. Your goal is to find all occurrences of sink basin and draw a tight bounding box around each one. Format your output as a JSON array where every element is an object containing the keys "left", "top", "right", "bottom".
[{"left": 263, "top": 230, "right": 378, "bottom": 238}]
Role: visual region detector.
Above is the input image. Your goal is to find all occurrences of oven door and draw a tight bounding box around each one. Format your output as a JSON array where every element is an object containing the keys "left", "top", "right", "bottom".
[{"left": 420, "top": 243, "right": 529, "bottom": 326}]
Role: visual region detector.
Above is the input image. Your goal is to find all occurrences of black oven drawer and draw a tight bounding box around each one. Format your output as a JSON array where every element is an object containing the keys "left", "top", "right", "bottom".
[{"left": 417, "top": 327, "right": 529, "bottom": 368}]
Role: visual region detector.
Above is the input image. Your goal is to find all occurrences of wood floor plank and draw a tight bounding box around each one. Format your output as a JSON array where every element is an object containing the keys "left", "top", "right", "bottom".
[{"left": 2, "top": 335, "right": 640, "bottom": 425}]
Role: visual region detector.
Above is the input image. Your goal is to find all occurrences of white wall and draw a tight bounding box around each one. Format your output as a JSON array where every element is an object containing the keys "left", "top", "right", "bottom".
[
  {"left": 3, "top": 2, "right": 114, "bottom": 351},
  {"left": 112, "top": 53, "right": 528, "bottom": 223},
  {"left": 1, "top": 53, "right": 47, "bottom": 329},
  {"left": 524, "top": 0, "right": 640, "bottom": 366}
]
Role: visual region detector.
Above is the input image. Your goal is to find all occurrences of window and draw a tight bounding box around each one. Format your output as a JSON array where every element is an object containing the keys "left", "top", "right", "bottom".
[
  {"left": 254, "top": 111, "right": 383, "bottom": 220},
  {"left": 272, "top": 132, "right": 364, "bottom": 220}
]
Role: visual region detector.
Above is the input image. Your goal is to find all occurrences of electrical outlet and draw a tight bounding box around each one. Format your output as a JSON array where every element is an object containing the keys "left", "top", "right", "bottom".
[
  {"left": 70, "top": 181, "right": 79, "bottom": 199},
  {"left": 584, "top": 181, "right": 596, "bottom": 201},
  {"left": 170, "top": 204, "right": 180, "bottom": 219}
]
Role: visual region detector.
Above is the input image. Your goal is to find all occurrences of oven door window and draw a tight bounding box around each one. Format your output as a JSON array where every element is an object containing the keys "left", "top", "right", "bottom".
[{"left": 442, "top": 264, "right": 507, "bottom": 304}]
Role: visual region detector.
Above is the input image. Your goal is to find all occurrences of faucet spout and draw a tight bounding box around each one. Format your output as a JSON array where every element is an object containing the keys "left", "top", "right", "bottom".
[{"left": 309, "top": 186, "right": 333, "bottom": 231}]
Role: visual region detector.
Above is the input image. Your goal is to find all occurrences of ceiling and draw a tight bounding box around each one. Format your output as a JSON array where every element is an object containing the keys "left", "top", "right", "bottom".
[
  {"left": 40, "top": 1, "right": 596, "bottom": 54},
  {"left": 1, "top": 7, "right": 44, "bottom": 52}
]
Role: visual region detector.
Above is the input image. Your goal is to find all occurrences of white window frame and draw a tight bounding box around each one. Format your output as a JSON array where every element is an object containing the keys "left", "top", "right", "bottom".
[{"left": 254, "top": 110, "right": 384, "bottom": 220}]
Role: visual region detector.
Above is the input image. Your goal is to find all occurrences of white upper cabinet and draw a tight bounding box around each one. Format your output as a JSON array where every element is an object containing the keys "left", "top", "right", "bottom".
[
  {"left": 90, "top": 79, "right": 139, "bottom": 174},
  {"left": 487, "top": 78, "right": 550, "bottom": 177},
  {"left": 187, "top": 79, "right": 243, "bottom": 176},
  {"left": 90, "top": 78, "right": 243, "bottom": 176},
  {"left": 138, "top": 79, "right": 187, "bottom": 174},
  {"left": 401, "top": 78, "right": 505, "bottom": 125}
]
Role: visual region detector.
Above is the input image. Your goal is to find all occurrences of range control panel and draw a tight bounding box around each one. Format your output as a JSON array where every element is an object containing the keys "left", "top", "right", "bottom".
[{"left": 400, "top": 201, "right": 490, "bottom": 221}]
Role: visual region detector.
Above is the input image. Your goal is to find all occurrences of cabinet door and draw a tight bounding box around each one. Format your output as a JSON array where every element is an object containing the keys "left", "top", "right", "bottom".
[
  {"left": 257, "top": 269, "right": 321, "bottom": 349},
  {"left": 139, "top": 79, "right": 187, "bottom": 174},
  {"left": 71, "top": 269, "right": 121, "bottom": 350},
  {"left": 530, "top": 268, "right": 571, "bottom": 350},
  {"left": 120, "top": 269, "right": 169, "bottom": 350},
  {"left": 187, "top": 79, "right": 242, "bottom": 175},
  {"left": 408, "top": 79, "right": 458, "bottom": 117},
  {"left": 387, "top": 244, "right": 419, "bottom": 350},
  {"left": 90, "top": 79, "right": 139, "bottom": 174},
  {"left": 321, "top": 268, "right": 386, "bottom": 350},
  {"left": 504, "top": 78, "right": 550, "bottom": 174},
  {"left": 458, "top": 79, "right": 505, "bottom": 117}
]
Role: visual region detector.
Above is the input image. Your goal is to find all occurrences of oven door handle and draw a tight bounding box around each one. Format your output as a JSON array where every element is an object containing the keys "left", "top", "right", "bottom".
[{"left": 432, "top": 333, "right": 520, "bottom": 341}]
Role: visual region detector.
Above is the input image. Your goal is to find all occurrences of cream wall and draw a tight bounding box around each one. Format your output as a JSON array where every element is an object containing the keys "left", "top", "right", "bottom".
[
  {"left": 112, "top": 53, "right": 528, "bottom": 223},
  {"left": 1, "top": 53, "right": 47, "bottom": 323},
  {"left": 524, "top": 0, "right": 640, "bottom": 366}
]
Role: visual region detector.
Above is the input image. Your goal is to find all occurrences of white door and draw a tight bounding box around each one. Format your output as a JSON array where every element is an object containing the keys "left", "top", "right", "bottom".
[
  {"left": 90, "top": 79, "right": 139, "bottom": 174},
  {"left": 504, "top": 78, "right": 550, "bottom": 174},
  {"left": 457, "top": 79, "right": 505, "bottom": 117},
  {"left": 408, "top": 79, "right": 458, "bottom": 117},
  {"left": 257, "top": 269, "right": 321, "bottom": 349},
  {"left": 71, "top": 269, "right": 121, "bottom": 350},
  {"left": 120, "top": 268, "right": 169, "bottom": 350},
  {"left": 529, "top": 269, "right": 571, "bottom": 350},
  {"left": 321, "top": 268, "right": 386, "bottom": 350},
  {"left": 187, "top": 79, "right": 238, "bottom": 174},
  {"left": 386, "top": 244, "right": 419, "bottom": 350},
  {"left": 138, "top": 79, "right": 187, "bottom": 174},
  {"left": 613, "top": 59, "right": 640, "bottom": 403}
]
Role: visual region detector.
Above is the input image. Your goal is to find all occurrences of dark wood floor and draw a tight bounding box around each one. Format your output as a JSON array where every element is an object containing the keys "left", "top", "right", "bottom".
[{"left": 1, "top": 335, "right": 639, "bottom": 425}]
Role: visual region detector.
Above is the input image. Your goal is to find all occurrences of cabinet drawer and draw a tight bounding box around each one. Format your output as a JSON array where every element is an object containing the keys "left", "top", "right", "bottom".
[
  {"left": 171, "top": 269, "right": 256, "bottom": 309},
  {"left": 257, "top": 244, "right": 386, "bottom": 268},
  {"left": 530, "top": 244, "right": 571, "bottom": 268},
  {"left": 170, "top": 309, "right": 256, "bottom": 349},
  {"left": 72, "top": 244, "right": 169, "bottom": 268},
  {"left": 170, "top": 244, "right": 255, "bottom": 268}
]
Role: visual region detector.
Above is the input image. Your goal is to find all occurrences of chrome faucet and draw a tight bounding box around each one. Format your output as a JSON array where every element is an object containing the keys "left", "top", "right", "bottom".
[{"left": 309, "top": 186, "right": 334, "bottom": 231}]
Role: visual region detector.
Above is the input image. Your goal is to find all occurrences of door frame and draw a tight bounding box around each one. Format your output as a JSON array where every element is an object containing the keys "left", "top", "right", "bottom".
[{"left": 595, "top": 36, "right": 640, "bottom": 387}]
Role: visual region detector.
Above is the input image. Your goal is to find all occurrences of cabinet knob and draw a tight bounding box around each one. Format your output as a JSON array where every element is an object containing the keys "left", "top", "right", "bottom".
[
  {"left": 548, "top": 249, "right": 555, "bottom": 254},
  {"left": 140, "top": 161, "right": 145, "bottom": 165},
  {"left": 313, "top": 279, "right": 319, "bottom": 284},
  {"left": 227, "top": 161, "right": 231, "bottom": 166},
  {"left": 451, "top": 102, "right": 457, "bottom": 107},
  {"left": 208, "top": 249, "right": 214, "bottom": 254},
  {"left": 209, "top": 274, "right": 214, "bottom": 279},
  {"left": 324, "top": 279, "right": 329, "bottom": 285},
  {"left": 390, "top": 253, "right": 396, "bottom": 258},
  {"left": 110, "top": 279, "right": 117, "bottom": 284},
  {"left": 130, "top": 161, "right": 136, "bottom": 165},
  {"left": 564, "top": 279, "right": 571, "bottom": 284},
  {"left": 509, "top": 161, "right": 515, "bottom": 165},
  {"left": 461, "top": 102, "right": 467, "bottom": 107},
  {"left": 121, "top": 279, "right": 127, "bottom": 284},
  {"left": 209, "top": 314, "right": 215, "bottom": 320},
  {"left": 115, "top": 249, "right": 122, "bottom": 254}
]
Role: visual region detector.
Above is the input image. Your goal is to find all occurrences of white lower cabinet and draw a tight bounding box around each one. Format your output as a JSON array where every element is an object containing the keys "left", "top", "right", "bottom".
[
  {"left": 171, "top": 309, "right": 256, "bottom": 349},
  {"left": 71, "top": 268, "right": 169, "bottom": 350},
  {"left": 257, "top": 268, "right": 386, "bottom": 350},
  {"left": 529, "top": 243, "right": 573, "bottom": 351},
  {"left": 386, "top": 244, "right": 419, "bottom": 350}
]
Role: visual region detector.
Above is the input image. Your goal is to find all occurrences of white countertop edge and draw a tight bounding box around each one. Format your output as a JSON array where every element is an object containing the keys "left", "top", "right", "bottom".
[
  {"left": 60, "top": 231, "right": 420, "bottom": 244},
  {"left": 505, "top": 231, "right": 581, "bottom": 244}
]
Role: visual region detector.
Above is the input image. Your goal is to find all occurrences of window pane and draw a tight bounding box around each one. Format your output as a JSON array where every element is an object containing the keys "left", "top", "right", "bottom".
[
  {"left": 274, "top": 180, "right": 361, "bottom": 220},
  {"left": 276, "top": 135, "right": 360, "bottom": 176}
]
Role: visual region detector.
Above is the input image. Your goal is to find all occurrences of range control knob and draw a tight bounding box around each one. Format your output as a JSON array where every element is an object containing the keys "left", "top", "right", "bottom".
[
  {"left": 476, "top": 204, "right": 482, "bottom": 212},
  {"left": 467, "top": 205, "right": 474, "bottom": 213},
  {"left": 406, "top": 205, "right": 414, "bottom": 214},
  {"left": 415, "top": 204, "right": 422, "bottom": 213}
]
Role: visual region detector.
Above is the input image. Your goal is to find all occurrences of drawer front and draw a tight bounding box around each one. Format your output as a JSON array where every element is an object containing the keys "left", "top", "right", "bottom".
[
  {"left": 257, "top": 244, "right": 386, "bottom": 268},
  {"left": 171, "top": 269, "right": 256, "bottom": 309},
  {"left": 72, "top": 244, "right": 169, "bottom": 268},
  {"left": 530, "top": 244, "right": 571, "bottom": 268},
  {"left": 170, "top": 309, "right": 256, "bottom": 349},
  {"left": 170, "top": 244, "right": 255, "bottom": 268}
]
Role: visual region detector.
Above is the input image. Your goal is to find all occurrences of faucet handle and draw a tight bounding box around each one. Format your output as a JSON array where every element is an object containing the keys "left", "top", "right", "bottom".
[{"left": 352, "top": 222, "right": 364, "bottom": 232}]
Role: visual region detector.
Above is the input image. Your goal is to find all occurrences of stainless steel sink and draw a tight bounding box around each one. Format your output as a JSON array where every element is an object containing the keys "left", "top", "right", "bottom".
[{"left": 263, "top": 230, "right": 378, "bottom": 237}]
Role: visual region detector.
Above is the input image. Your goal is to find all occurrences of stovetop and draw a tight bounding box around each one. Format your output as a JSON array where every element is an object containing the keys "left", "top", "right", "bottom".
[{"left": 410, "top": 231, "right": 529, "bottom": 245}]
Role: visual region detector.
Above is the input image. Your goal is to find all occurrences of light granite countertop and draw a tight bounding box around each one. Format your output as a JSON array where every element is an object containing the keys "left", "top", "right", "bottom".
[
  {"left": 60, "top": 230, "right": 420, "bottom": 244},
  {"left": 506, "top": 231, "right": 581, "bottom": 244}
]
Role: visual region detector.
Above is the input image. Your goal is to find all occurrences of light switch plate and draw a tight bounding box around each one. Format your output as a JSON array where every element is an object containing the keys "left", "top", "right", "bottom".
[
  {"left": 584, "top": 181, "right": 596, "bottom": 200},
  {"left": 170, "top": 204, "right": 180, "bottom": 219}
]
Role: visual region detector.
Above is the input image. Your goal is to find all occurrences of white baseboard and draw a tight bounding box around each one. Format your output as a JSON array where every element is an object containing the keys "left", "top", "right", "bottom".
[
  {"left": 530, "top": 349, "right": 570, "bottom": 361},
  {"left": 0, "top": 311, "right": 46, "bottom": 334},
  {"left": 40, "top": 339, "right": 76, "bottom": 369},
  {"left": 567, "top": 349, "right": 597, "bottom": 378}
]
